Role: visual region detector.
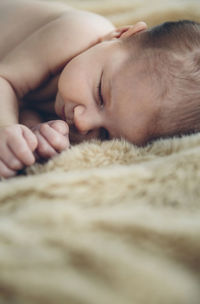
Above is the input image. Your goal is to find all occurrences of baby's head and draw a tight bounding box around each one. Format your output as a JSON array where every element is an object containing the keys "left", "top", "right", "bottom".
[
  {"left": 130, "top": 20, "right": 200, "bottom": 144},
  {"left": 55, "top": 20, "right": 200, "bottom": 145}
]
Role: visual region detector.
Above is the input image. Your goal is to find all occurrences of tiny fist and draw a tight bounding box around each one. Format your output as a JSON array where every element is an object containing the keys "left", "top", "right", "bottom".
[{"left": 49, "top": 120, "right": 69, "bottom": 135}]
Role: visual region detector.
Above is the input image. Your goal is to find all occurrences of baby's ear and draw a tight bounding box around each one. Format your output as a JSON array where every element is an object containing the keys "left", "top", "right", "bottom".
[
  {"left": 117, "top": 22, "right": 147, "bottom": 39},
  {"left": 100, "top": 22, "right": 147, "bottom": 42}
]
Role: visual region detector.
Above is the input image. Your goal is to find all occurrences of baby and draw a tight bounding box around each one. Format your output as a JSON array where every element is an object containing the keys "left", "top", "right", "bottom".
[{"left": 0, "top": 0, "right": 200, "bottom": 178}]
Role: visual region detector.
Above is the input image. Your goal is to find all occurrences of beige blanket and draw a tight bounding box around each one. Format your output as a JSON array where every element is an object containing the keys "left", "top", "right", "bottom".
[{"left": 0, "top": 0, "right": 200, "bottom": 303}]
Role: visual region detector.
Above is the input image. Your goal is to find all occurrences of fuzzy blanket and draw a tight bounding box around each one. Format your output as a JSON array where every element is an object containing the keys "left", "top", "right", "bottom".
[{"left": 1, "top": 0, "right": 200, "bottom": 303}]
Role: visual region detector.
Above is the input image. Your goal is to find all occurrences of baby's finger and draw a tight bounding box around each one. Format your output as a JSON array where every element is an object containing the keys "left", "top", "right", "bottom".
[
  {"left": 1, "top": 144, "right": 24, "bottom": 171},
  {"left": 48, "top": 120, "right": 69, "bottom": 136},
  {"left": 36, "top": 132, "right": 57, "bottom": 159},
  {"left": 40, "top": 123, "right": 69, "bottom": 151},
  {"left": 8, "top": 135, "right": 35, "bottom": 166},
  {"left": 0, "top": 159, "right": 16, "bottom": 179},
  {"left": 21, "top": 125, "right": 38, "bottom": 151}
]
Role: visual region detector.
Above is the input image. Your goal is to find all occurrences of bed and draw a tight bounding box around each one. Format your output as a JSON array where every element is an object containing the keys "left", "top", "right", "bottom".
[{"left": 0, "top": 0, "right": 200, "bottom": 303}]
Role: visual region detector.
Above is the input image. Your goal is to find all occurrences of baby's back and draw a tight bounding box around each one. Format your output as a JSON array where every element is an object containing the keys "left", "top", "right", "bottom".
[{"left": 0, "top": 0, "right": 69, "bottom": 59}]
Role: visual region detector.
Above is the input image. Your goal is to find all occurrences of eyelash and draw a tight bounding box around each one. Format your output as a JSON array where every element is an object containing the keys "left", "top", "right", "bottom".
[
  {"left": 98, "top": 73, "right": 104, "bottom": 108},
  {"left": 97, "top": 73, "right": 109, "bottom": 140}
]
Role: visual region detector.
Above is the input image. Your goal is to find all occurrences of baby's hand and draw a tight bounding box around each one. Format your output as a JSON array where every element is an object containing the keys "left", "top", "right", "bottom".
[
  {"left": 0, "top": 124, "right": 37, "bottom": 178},
  {"left": 31, "top": 120, "right": 70, "bottom": 160}
]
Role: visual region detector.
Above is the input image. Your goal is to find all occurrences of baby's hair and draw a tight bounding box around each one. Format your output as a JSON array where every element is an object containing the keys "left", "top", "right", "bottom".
[{"left": 127, "top": 20, "right": 200, "bottom": 142}]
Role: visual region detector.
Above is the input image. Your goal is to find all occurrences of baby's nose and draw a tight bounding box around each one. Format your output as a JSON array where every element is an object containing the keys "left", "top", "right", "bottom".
[{"left": 74, "top": 105, "right": 102, "bottom": 135}]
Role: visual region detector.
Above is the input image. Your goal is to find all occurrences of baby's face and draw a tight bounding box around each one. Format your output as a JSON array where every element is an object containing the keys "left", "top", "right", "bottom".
[{"left": 55, "top": 34, "right": 158, "bottom": 145}]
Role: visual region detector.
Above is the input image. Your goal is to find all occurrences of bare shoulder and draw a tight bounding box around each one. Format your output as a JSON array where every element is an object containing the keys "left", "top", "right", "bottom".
[
  {"left": 0, "top": 0, "right": 72, "bottom": 55},
  {"left": 60, "top": 9, "right": 115, "bottom": 35},
  {"left": 0, "top": 0, "right": 73, "bottom": 96},
  {"left": 38, "top": 9, "right": 115, "bottom": 71}
]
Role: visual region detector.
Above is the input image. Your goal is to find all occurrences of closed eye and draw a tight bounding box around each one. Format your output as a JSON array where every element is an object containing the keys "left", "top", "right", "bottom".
[{"left": 97, "top": 71, "right": 104, "bottom": 108}]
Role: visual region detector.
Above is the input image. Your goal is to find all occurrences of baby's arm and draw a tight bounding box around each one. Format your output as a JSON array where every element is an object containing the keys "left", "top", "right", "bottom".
[
  {"left": 43, "top": 9, "right": 115, "bottom": 71},
  {"left": 0, "top": 77, "right": 38, "bottom": 178}
]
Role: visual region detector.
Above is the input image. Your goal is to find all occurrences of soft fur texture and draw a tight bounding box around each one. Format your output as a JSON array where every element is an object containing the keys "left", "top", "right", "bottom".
[{"left": 1, "top": 0, "right": 200, "bottom": 303}]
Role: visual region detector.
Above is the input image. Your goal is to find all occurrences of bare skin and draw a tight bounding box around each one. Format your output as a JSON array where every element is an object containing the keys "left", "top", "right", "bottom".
[{"left": 0, "top": 0, "right": 148, "bottom": 178}]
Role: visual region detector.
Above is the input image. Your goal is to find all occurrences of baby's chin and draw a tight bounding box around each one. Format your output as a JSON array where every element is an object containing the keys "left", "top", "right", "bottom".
[
  {"left": 68, "top": 125, "right": 107, "bottom": 145},
  {"left": 68, "top": 125, "right": 86, "bottom": 145}
]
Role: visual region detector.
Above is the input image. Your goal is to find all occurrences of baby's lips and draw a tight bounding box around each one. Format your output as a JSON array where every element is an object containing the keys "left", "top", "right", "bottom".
[{"left": 61, "top": 106, "right": 66, "bottom": 120}]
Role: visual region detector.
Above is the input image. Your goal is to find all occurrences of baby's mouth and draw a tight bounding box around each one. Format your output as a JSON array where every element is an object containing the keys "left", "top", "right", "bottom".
[
  {"left": 68, "top": 124, "right": 85, "bottom": 144},
  {"left": 60, "top": 106, "right": 80, "bottom": 143},
  {"left": 61, "top": 106, "right": 66, "bottom": 121},
  {"left": 68, "top": 125, "right": 109, "bottom": 145},
  {"left": 62, "top": 106, "right": 75, "bottom": 125}
]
